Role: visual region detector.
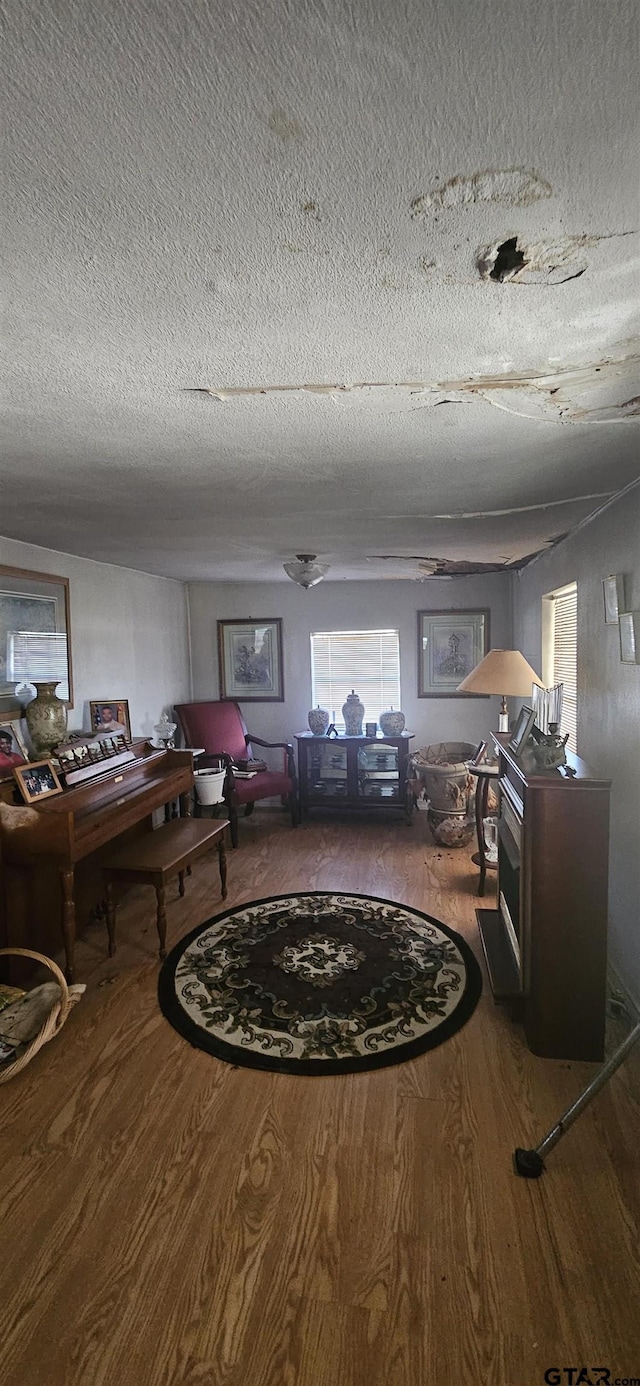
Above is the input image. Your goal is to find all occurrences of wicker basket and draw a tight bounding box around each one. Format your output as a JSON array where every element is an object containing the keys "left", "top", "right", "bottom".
[{"left": 0, "top": 948, "right": 85, "bottom": 1084}]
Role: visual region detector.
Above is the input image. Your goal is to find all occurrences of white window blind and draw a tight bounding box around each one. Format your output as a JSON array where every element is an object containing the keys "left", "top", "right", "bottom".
[
  {"left": 551, "top": 583, "right": 577, "bottom": 752},
  {"left": 7, "top": 630, "right": 68, "bottom": 689},
  {"left": 310, "top": 629, "right": 401, "bottom": 726}
]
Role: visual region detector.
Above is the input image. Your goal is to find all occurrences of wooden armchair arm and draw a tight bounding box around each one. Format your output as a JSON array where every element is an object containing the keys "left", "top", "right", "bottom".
[
  {"left": 247, "top": 735, "right": 294, "bottom": 753},
  {"left": 246, "top": 735, "right": 296, "bottom": 781}
]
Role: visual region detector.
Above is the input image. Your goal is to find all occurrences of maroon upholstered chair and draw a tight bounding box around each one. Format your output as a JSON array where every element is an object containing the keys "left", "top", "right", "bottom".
[{"left": 174, "top": 700, "right": 298, "bottom": 848}]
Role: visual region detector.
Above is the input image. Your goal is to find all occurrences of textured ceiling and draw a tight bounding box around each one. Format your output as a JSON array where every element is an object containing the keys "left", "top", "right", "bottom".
[{"left": 1, "top": 0, "right": 639, "bottom": 582}]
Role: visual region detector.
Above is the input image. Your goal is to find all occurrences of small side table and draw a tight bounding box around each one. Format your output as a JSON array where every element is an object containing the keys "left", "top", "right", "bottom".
[{"left": 466, "top": 761, "right": 500, "bottom": 897}]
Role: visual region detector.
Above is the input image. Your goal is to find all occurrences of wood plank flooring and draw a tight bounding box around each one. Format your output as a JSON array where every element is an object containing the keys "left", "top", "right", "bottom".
[{"left": 1, "top": 810, "right": 639, "bottom": 1386}]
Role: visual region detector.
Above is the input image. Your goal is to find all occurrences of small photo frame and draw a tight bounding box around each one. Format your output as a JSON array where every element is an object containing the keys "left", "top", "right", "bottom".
[
  {"left": 619, "top": 611, "right": 640, "bottom": 664},
  {"left": 603, "top": 574, "right": 625, "bottom": 625},
  {"left": 0, "top": 715, "right": 30, "bottom": 782},
  {"left": 470, "top": 740, "right": 488, "bottom": 766},
  {"left": 365, "top": 722, "right": 378, "bottom": 738},
  {"left": 14, "top": 757, "right": 64, "bottom": 804},
  {"left": 509, "top": 704, "right": 537, "bottom": 756},
  {"left": 90, "top": 700, "right": 131, "bottom": 740}
]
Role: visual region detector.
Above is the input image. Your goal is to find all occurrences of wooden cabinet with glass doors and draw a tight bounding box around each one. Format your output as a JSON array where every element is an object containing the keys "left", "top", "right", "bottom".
[{"left": 295, "top": 733, "right": 414, "bottom": 821}]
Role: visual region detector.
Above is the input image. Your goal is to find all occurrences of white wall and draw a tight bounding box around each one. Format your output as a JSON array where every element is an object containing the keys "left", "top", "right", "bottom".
[
  {"left": 0, "top": 536, "right": 191, "bottom": 736},
  {"left": 187, "top": 573, "right": 513, "bottom": 753},
  {"left": 512, "top": 486, "right": 640, "bottom": 1008}
]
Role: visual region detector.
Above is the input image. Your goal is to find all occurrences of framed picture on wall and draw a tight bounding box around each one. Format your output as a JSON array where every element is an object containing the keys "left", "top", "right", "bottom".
[
  {"left": 602, "top": 574, "right": 625, "bottom": 625},
  {"left": 619, "top": 611, "right": 640, "bottom": 664},
  {"left": 0, "top": 564, "right": 73, "bottom": 705},
  {"left": 217, "top": 619, "right": 284, "bottom": 702},
  {"left": 417, "top": 609, "right": 489, "bottom": 697}
]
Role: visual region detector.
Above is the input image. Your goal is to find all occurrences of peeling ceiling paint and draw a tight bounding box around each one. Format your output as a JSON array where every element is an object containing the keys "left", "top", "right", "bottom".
[
  {"left": 189, "top": 350, "right": 640, "bottom": 424},
  {"left": 477, "top": 231, "right": 636, "bottom": 285},
  {"left": 1, "top": 0, "right": 639, "bottom": 583},
  {"left": 410, "top": 166, "right": 553, "bottom": 217}
]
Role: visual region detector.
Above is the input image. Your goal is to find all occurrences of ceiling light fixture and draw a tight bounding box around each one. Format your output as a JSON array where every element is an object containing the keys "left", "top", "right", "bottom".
[{"left": 283, "top": 554, "right": 330, "bottom": 589}]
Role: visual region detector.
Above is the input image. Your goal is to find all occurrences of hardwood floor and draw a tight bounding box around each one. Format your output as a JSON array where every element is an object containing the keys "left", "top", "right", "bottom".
[{"left": 1, "top": 810, "right": 639, "bottom": 1386}]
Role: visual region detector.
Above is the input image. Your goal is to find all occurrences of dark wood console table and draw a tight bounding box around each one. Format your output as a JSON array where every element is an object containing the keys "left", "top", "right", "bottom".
[
  {"left": 296, "top": 732, "right": 414, "bottom": 821},
  {"left": 476, "top": 734, "right": 610, "bottom": 1061}
]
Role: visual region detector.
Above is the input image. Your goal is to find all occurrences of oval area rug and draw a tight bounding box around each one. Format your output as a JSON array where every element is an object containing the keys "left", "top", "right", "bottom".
[{"left": 158, "top": 891, "right": 482, "bottom": 1075}]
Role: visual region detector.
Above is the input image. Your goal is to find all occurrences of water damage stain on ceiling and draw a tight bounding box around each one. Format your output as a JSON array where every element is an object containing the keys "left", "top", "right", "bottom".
[{"left": 186, "top": 348, "right": 640, "bottom": 425}]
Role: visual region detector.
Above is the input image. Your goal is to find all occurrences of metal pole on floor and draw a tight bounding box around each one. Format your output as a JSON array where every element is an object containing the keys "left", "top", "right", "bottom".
[{"left": 513, "top": 1021, "right": 640, "bottom": 1178}]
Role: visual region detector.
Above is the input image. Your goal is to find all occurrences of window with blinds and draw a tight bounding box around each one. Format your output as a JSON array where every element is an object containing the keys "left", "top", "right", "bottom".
[
  {"left": 547, "top": 582, "right": 578, "bottom": 752},
  {"left": 310, "top": 629, "right": 401, "bottom": 726}
]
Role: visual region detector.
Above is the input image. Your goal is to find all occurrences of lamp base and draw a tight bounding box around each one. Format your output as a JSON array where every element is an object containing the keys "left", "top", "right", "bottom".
[{"left": 498, "top": 712, "right": 509, "bottom": 733}]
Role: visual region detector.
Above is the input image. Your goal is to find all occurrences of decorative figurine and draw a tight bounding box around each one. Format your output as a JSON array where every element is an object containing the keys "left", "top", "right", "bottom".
[
  {"left": 154, "top": 712, "right": 177, "bottom": 749},
  {"left": 524, "top": 727, "right": 570, "bottom": 772}
]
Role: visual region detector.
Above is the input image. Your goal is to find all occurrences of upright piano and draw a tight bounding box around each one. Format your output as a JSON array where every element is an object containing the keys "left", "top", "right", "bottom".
[{"left": 0, "top": 742, "right": 195, "bottom": 981}]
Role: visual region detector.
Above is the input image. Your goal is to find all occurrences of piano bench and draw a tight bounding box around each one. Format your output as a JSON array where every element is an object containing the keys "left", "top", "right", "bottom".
[{"left": 102, "top": 819, "right": 228, "bottom": 961}]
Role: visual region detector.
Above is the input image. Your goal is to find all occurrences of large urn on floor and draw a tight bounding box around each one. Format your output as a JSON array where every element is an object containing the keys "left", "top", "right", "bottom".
[
  {"left": 410, "top": 741, "right": 476, "bottom": 848},
  {"left": 342, "top": 690, "right": 364, "bottom": 736},
  {"left": 24, "top": 681, "right": 68, "bottom": 754}
]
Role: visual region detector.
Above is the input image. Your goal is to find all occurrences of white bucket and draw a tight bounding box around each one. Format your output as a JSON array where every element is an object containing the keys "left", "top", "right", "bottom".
[{"left": 194, "top": 768, "right": 227, "bottom": 805}]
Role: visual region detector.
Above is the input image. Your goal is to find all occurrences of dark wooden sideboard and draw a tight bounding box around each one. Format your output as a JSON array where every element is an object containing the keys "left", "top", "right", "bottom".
[
  {"left": 296, "top": 732, "right": 414, "bottom": 821},
  {"left": 477, "top": 735, "right": 611, "bottom": 1061}
]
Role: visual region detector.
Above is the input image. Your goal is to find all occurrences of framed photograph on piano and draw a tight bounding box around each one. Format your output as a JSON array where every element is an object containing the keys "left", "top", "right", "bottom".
[
  {"left": 14, "top": 757, "right": 64, "bottom": 804},
  {"left": 89, "top": 700, "right": 131, "bottom": 741},
  {"left": 0, "top": 713, "right": 29, "bottom": 783}
]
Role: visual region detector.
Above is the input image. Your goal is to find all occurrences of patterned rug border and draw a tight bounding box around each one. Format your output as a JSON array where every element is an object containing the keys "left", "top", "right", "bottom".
[{"left": 157, "top": 891, "right": 483, "bottom": 1076}]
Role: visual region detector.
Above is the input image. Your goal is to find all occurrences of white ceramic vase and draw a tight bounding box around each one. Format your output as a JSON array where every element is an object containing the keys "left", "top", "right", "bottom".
[
  {"left": 342, "top": 690, "right": 364, "bottom": 736},
  {"left": 378, "top": 707, "right": 406, "bottom": 736},
  {"left": 308, "top": 706, "right": 330, "bottom": 736}
]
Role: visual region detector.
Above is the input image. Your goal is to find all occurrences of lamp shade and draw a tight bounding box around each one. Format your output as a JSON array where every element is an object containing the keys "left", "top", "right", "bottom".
[{"left": 457, "top": 649, "right": 544, "bottom": 695}]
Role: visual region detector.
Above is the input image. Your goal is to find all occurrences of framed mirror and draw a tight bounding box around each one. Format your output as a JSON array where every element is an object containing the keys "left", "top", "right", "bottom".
[{"left": 0, "top": 565, "right": 74, "bottom": 708}]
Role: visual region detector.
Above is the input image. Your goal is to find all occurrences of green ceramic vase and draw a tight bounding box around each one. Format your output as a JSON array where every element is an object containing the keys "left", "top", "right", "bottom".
[{"left": 24, "top": 681, "right": 68, "bottom": 755}]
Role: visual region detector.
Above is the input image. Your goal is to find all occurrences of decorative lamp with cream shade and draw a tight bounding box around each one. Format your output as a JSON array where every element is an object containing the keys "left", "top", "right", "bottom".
[{"left": 457, "top": 649, "right": 544, "bottom": 732}]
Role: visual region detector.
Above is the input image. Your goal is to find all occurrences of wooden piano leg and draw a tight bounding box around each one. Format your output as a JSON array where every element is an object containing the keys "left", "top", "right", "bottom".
[
  {"left": 155, "top": 885, "right": 167, "bottom": 959},
  {"left": 60, "top": 868, "right": 77, "bottom": 983},
  {"left": 218, "top": 834, "right": 228, "bottom": 898},
  {"left": 179, "top": 789, "right": 193, "bottom": 819}
]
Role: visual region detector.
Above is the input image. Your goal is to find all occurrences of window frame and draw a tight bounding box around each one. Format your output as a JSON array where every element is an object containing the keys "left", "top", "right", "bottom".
[{"left": 310, "top": 628, "right": 401, "bottom": 729}]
